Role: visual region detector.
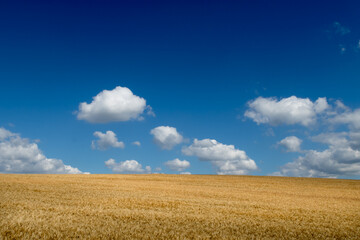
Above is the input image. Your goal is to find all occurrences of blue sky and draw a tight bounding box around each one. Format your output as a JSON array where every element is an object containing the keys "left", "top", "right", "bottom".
[{"left": 1, "top": 0, "right": 360, "bottom": 178}]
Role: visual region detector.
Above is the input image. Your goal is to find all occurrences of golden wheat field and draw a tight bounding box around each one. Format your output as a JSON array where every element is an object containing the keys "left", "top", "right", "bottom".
[{"left": 0, "top": 174, "right": 360, "bottom": 239}]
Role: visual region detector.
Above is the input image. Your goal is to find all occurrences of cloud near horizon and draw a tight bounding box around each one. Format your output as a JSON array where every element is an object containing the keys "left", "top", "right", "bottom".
[
  {"left": 0, "top": 128, "right": 86, "bottom": 174},
  {"left": 182, "top": 138, "right": 257, "bottom": 175},
  {"left": 274, "top": 138, "right": 360, "bottom": 178},
  {"left": 256, "top": 97, "right": 360, "bottom": 178},
  {"left": 105, "top": 159, "right": 151, "bottom": 173},
  {"left": 77, "top": 86, "right": 151, "bottom": 123},
  {"left": 164, "top": 158, "right": 190, "bottom": 171}
]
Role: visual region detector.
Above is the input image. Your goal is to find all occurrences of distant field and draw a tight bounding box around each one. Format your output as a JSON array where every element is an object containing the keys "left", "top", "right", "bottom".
[{"left": 1, "top": 174, "right": 360, "bottom": 239}]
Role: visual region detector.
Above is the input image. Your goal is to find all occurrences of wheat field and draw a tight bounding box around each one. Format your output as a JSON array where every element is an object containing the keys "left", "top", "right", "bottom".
[{"left": 0, "top": 174, "right": 359, "bottom": 239}]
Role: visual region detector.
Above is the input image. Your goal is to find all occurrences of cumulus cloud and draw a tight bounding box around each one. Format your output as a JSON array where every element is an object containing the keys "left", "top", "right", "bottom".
[
  {"left": 164, "top": 158, "right": 190, "bottom": 171},
  {"left": 132, "top": 141, "right": 141, "bottom": 146},
  {"left": 77, "top": 86, "right": 151, "bottom": 123},
  {"left": 91, "top": 131, "right": 124, "bottom": 150},
  {"left": 0, "top": 128, "right": 15, "bottom": 140},
  {"left": 182, "top": 139, "right": 257, "bottom": 175},
  {"left": 275, "top": 131, "right": 360, "bottom": 178},
  {"left": 245, "top": 95, "right": 360, "bottom": 178},
  {"left": 277, "top": 148, "right": 360, "bottom": 178},
  {"left": 331, "top": 109, "right": 360, "bottom": 130},
  {"left": 150, "top": 126, "right": 183, "bottom": 150},
  {"left": 0, "top": 128, "right": 85, "bottom": 174},
  {"left": 278, "top": 136, "right": 302, "bottom": 152},
  {"left": 180, "top": 172, "right": 191, "bottom": 175},
  {"left": 105, "top": 159, "right": 151, "bottom": 173},
  {"left": 311, "top": 132, "right": 348, "bottom": 146},
  {"left": 245, "top": 96, "right": 329, "bottom": 126},
  {"left": 314, "top": 98, "right": 330, "bottom": 113},
  {"left": 312, "top": 132, "right": 360, "bottom": 152}
]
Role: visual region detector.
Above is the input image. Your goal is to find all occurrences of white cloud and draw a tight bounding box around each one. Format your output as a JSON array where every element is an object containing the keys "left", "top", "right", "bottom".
[
  {"left": 164, "top": 158, "right": 190, "bottom": 171},
  {"left": 311, "top": 132, "right": 348, "bottom": 146},
  {"left": 0, "top": 128, "right": 85, "bottom": 174},
  {"left": 182, "top": 139, "right": 257, "bottom": 175},
  {"left": 132, "top": 141, "right": 141, "bottom": 146},
  {"left": 77, "top": 86, "right": 150, "bottom": 123},
  {"left": 150, "top": 126, "right": 183, "bottom": 150},
  {"left": 0, "top": 127, "right": 14, "bottom": 140},
  {"left": 335, "top": 100, "right": 350, "bottom": 111},
  {"left": 105, "top": 159, "right": 151, "bottom": 173},
  {"left": 245, "top": 96, "right": 360, "bottom": 178},
  {"left": 275, "top": 131, "right": 360, "bottom": 178},
  {"left": 245, "top": 96, "right": 329, "bottom": 126},
  {"left": 145, "top": 166, "right": 151, "bottom": 172},
  {"left": 146, "top": 105, "right": 156, "bottom": 117},
  {"left": 278, "top": 136, "right": 302, "bottom": 152},
  {"left": 277, "top": 148, "right": 360, "bottom": 178},
  {"left": 91, "top": 131, "right": 124, "bottom": 150},
  {"left": 180, "top": 172, "right": 191, "bottom": 175},
  {"left": 331, "top": 109, "right": 360, "bottom": 130},
  {"left": 314, "top": 97, "right": 330, "bottom": 113}
]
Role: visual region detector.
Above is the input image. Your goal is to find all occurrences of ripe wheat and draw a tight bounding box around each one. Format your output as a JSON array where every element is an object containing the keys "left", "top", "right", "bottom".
[{"left": 1, "top": 174, "right": 359, "bottom": 239}]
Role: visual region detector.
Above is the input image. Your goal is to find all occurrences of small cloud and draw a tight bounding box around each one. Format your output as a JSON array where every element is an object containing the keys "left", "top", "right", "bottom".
[
  {"left": 145, "top": 166, "right": 151, "bottom": 173},
  {"left": 132, "top": 141, "right": 141, "bottom": 146},
  {"left": 150, "top": 126, "right": 183, "bottom": 150},
  {"left": 146, "top": 105, "right": 156, "bottom": 117},
  {"left": 164, "top": 158, "right": 190, "bottom": 171},
  {"left": 105, "top": 159, "right": 151, "bottom": 173},
  {"left": 182, "top": 138, "right": 257, "bottom": 175},
  {"left": 77, "top": 86, "right": 151, "bottom": 123},
  {"left": 91, "top": 131, "right": 124, "bottom": 150},
  {"left": 278, "top": 136, "right": 302, "bottom": 152},
  {"left": 180, "top": 172, "right": 191, "bottom": 175}
]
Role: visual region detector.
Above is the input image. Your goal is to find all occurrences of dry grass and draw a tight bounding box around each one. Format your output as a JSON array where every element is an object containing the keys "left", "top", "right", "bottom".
[{"left": 0, "top": 174, "right": 360, "bottom": 239}]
